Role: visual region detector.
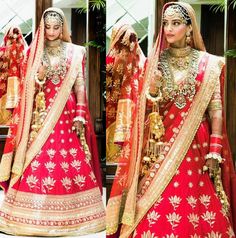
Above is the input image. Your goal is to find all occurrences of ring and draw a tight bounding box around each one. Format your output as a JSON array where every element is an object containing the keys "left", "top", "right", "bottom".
[{"left": 202, "top": 165, "right": 208, "bottom": 172}]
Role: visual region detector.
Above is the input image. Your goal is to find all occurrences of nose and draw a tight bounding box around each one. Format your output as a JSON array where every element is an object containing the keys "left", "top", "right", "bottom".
[
  {"left": 166, "top": 24, "right": 173, "bottom": 32},
  {"left": 48, "top": 28, "right": 55, "bottom": 35}
]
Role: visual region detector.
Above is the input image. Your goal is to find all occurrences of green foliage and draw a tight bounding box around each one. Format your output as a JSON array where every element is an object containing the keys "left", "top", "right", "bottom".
[
  {"left": 77, "top": 0, "right": 105, "bottom": 13},
  {"left": 210, "top": 0, "right": 236, "bottom": 12},
  {"left": 225, "top": 49, "right": 236, "bottom": 58},
  {"left": 90, "top": 0, "right": 106, "bottom": 11},
  {"left": 210, "top": 0, "right": 236, "bottom": 58},
  {"left": 84, "top": 40, "right": 106, "bottom": 52}
]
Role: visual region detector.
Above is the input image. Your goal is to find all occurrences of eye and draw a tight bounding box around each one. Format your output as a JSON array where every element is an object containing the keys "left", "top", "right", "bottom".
[
  {"left": 54, "top": 26, "right": 60, "bottom": 30},
  {"left": 173, "top": 21, "right": 181, "bottom": 26},
  {"left": 45, "top": 25, "right": 50, "bottom": 30},
  {"left": 163, "top": 21, "right": 168, "bottom": 26}
]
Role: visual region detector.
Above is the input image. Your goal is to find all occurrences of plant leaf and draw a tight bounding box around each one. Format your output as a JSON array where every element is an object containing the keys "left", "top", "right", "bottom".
[{"left": 225, "top": 49, "right": 236, "bottom": 58}]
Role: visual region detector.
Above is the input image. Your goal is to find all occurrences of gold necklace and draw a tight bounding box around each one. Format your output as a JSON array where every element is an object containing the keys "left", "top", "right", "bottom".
[
  {"left": 45, "top": 39, "right": 62, "bottom": 57},
  {"left": 160, "top": 47, "right": 199, "bottom": 109},
  {"left": 168, "top": 46, "right": 191, "bottom": 70}
]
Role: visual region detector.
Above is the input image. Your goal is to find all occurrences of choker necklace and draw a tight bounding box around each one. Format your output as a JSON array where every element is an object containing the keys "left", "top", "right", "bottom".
[
  {"left": 168, "top": 46, "right": 192, "bottom": 70},
  {"left": 45, "top": 39, "right": 62, "bottom": 57}
]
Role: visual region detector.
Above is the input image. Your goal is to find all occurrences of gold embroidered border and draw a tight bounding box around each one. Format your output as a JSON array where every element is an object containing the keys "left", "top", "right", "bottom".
[
  {"left": 0, "top": 152, "right": 13, "bottom": 182},
  {"left": 120, "top": 55, "right": 225, "bottom": 238},
  {"left": 0, "top": 187, "right": 105, "bottom": 236},
  {"left": 106, "top": 194, "right": 123, "bottom": 234},
  {"left": 6, "top": 76, "right": 20, "bottom": 109},
  {"left": 106, "top": 122, "right": 121, "bottom": 163}
]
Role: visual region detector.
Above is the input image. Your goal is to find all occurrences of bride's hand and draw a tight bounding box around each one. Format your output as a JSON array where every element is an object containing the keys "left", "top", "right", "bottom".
[
  {"left": 72, "top": 120, "right": 83, "bottom": 135},
  {"left": 38, "top": 64, "right": 46, "bottom": 80}
]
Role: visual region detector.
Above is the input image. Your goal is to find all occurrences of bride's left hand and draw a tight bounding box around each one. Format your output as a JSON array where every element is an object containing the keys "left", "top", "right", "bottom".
[{"left": 72, "top": 120, "right": 83, "bottom": 135}]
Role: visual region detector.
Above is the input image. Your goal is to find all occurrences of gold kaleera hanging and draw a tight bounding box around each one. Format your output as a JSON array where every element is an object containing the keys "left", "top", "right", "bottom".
[
  {"left": 29, "top": 74, "right": 47, "bottom": 143},
  {"left": 141, "top": 69, "right": 165, "bottom": 176}
]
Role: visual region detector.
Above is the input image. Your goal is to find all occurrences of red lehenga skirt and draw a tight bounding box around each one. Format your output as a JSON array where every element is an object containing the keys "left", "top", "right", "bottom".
[
  {"left": 131, "top": 101, "right": 235, "bottom": 238},
  {"left": 0, "top": 77, "right": 105, "bottom": 236}
]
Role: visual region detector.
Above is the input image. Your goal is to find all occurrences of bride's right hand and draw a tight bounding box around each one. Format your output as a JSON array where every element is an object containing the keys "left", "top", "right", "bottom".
[{"left": 38, "top": 64, "right": 46, "bottom": 80}]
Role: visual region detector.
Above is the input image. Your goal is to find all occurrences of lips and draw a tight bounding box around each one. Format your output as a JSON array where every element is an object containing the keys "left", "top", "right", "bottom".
[{"left": 166, "top": 34, "right": 174, "bottom": 37}]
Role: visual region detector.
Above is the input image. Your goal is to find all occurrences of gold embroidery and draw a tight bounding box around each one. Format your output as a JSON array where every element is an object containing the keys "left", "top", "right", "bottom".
[
  {"left": 204, "top": 231, "right": 222, "bottom": 238},
  {"left": 147, "top": 211, "right": 160, "bottom": 227},
  {"left": 187, "top": 213, "right": 199, "bottom": 229},
  {"left": 187, "top": 195, "right": 197, "bottom": 209},
  {"left": 141, "top": 230, "right": 158, "bottom": 238},
  {"left": 201, "top": 211, "right": 216, "bottom": 228},
  {"left": 166, "top": 212, "right": 182, "bottom": 229},
  {"left": 199, "top": 194, "right": 211, "bottom": 209},
  {"left": 0, "top": 187, "right": 105, "bottom": 236},
  {"left": 169, "top": 195, "right": 182, "bottom": 210}
]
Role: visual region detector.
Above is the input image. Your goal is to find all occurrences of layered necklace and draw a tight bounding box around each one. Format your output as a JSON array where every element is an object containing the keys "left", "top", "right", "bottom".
[
  {"left": 43, "top": 39, "right": 67, "bottom": 85},
  {"left": 160, "top": 46, "right": 199, "bottom": 109}
]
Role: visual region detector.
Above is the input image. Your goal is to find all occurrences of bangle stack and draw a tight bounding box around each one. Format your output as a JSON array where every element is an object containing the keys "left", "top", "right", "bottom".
[{"left": 205, "top": 134, "right": 224, "bottom": 163}]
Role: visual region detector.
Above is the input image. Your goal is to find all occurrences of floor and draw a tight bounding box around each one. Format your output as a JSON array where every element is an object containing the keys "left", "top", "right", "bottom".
[{"left": 0, "top": 188, "right": 106, "bottom": 238}]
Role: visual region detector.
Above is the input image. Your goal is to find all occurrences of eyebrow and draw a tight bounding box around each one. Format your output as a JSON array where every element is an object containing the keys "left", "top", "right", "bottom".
[{"left": 163, "top": 18, "right": 182, "bottom": 21}]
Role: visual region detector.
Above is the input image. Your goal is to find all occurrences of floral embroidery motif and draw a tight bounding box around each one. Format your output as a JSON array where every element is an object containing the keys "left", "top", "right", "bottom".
[
  {"left": 120, "top": 144, "right": 131, "bottom": 159},
  {"left": 89, "top": 172, "right": 96, "bottom": 183},
  {"left": 45, "top": 161, "right": 56, "bottom": 173},
  {"left": 165, "top": 234, "right": 179, "bottom": 238},
  {"left": 204, "top": 231, "right": 222, "bottom": 238},
  {"left": 31, "top": 160, "right": 40, "bottom": 172},
  {"left": 60, "top": 162, "right": 69, "bottom": 173},
  {"left": 199, "top": 194, "right": 211, "bottom": 209},
  {"left": 61, "top": 177, "right": 72, "bottom": 191},
  {"left": 73, "top": 175, "right": 86, "bottom": 189},
  {"left": 46, "top": 148, "right": 56, "bottom": 159},
  {"left": 187, "top": 196, "right": 197, "bottom": 209},
  {"left": 166, "top": 212, "right": 182, "bottom": 230},
  {"left": 190, "top": 235, "right": 200, "bottom": 238},
  {"left": 141, "top": 230, "right": 158, "bottom": 238},
  {"left": 118, "top": 172, "right": 128, "bottom": 187},
  {"left": 169, "top": 196, "right": 182, "bottom": 210},
  {"left": 188, "top": 213, "right": 199, "bottom": 229},
  {"left": 60, "top": 149, "right": 67, "bottom": 158},
  {"left": 71, "top": 160, "right": 81, "bottom": 171},
  {"left": 154, "top": 196, "right": 163, "bottom": 208},
  {"left": 69, "top": 148, "right": 78, "bottom": 158},
  {"left": 201, "top": 211, "right": 216, "bottom": 228},
  {"left": 42, "top": 176, "right": 56, "bottom": 192},
  {"left": 147, "top": 211, "right": 160, "bottom": 227},
  {"left": 227, "top": 226, "right": 235, "bottom": 238},
  {"left": 26, "top": 175, "right": 39, "bottom": 190}
]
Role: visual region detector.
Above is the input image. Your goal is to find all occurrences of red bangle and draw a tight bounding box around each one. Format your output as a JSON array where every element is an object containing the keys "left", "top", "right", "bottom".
[
  {"left": 209, "top": 144, "right": 222, "bottom": 154},
  {"left": 210, "top": 135, "right": 222, "bottom": 144},
  {"left": 76, "top": 104, "right": 86, "bottom": 119}
]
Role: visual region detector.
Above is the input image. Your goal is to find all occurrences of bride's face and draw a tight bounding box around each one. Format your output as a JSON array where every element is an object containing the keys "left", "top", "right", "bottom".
[
  {"left": 163, "top": 16, "right": 190, "bottom": 48},
  {"left": 163, "top": 7, "right": 192, "bottom": 48},
  {"left": 45, "top": 22, "right": 62, "bottom": 41}
]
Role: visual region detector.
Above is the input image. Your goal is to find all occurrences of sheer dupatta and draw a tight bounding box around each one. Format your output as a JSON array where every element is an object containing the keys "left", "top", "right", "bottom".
[{"left": 106, "top": 24, "right": 146, "bottom": 163}]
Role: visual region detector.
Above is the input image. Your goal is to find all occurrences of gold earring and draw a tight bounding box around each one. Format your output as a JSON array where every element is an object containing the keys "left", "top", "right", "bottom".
[
  {"left": 186, "top": 32, "right": 191, "bottom": 45},
  {"left": 60, "top": 32, "right": 63, "bottom": 39}
]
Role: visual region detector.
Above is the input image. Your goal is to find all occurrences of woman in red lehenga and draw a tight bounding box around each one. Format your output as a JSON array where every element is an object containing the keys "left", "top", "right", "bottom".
[
  {"left": 0, "top": 7, "right": 105, "bottom": 236},
  {"left": 107, "top": 2, "right": 236, "bottom": 238},
  {"left": 106, "top": 24, "right": 146, "bottom": 164},
  {"left": 0, "top": 26, "right": 26, "bottom": 125}
]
